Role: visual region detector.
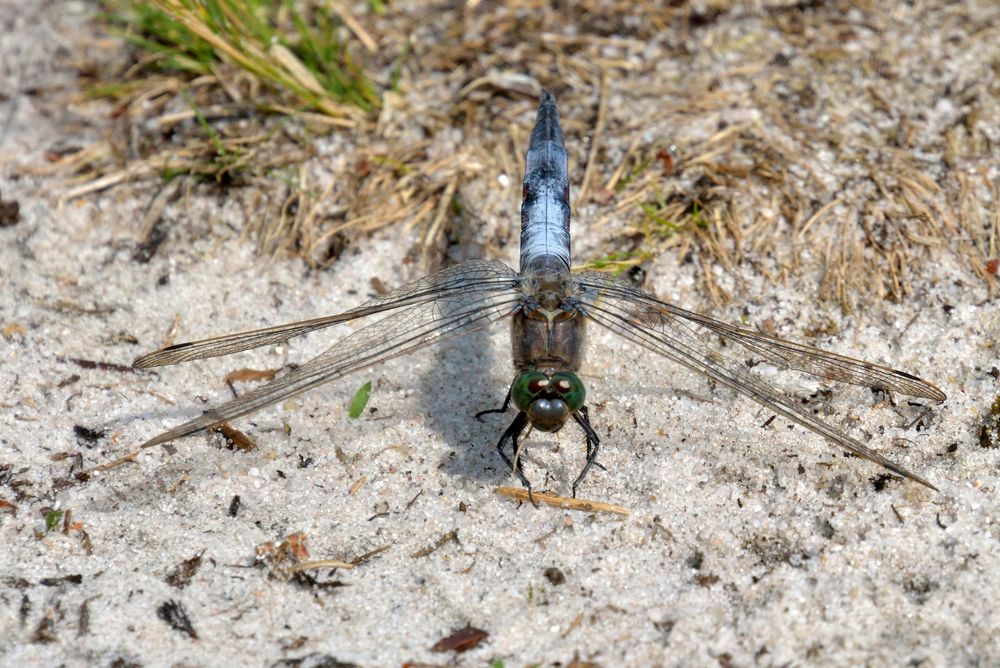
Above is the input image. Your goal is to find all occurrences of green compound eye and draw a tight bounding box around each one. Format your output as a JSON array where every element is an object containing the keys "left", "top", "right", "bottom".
[
  {"left": 549, "top": 372, "right": 585, "bottom": 411},
  {"left": 512, "top": 371, "right": 550, "bottom": 412},
  {"left": 511, "top": 371, "right": 586, "bottom": 413}
]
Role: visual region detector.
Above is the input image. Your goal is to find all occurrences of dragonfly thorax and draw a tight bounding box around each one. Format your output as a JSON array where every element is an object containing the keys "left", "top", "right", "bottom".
[
  {"left": 511, "top": 370, "right": 586, "bottom": 432},
  {"left": 511, "top": 302, "right": 585, "bottom": 375}
]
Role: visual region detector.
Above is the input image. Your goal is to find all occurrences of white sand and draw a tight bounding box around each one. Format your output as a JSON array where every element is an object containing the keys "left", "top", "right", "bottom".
[{"left": 1, "top": 2, "right": 998, "bottom": 667}]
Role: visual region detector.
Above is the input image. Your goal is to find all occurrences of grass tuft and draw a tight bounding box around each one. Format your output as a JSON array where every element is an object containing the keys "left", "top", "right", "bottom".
[{"left": 102, "top": 0, "right": 378, "bottom": 117}]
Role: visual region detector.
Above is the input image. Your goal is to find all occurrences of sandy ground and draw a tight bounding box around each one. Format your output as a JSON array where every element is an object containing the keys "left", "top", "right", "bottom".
[{"left": 2, "top": 2, "right": 999, "bottom": 667}]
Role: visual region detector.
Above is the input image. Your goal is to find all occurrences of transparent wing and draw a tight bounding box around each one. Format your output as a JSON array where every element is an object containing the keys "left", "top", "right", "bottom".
[
  {"left": 574, "top": 272, "right": 943, "bottom": 489},
  {"left": 107, "top": 261, "right": 522, "bottom": 468},
  {"left": 134, "top": 259, "right": 521, "bottom": 368},
  {"left": 577, "top": 275, "right": 945, "bottom": 401}
]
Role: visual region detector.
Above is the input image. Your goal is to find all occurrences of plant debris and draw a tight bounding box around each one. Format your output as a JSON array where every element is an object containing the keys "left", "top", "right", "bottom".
[
  {"left": 31, "top": 1, "right": 992, "bottom": 308},
  {"left": 30, "top": 605, "right": 60, "bottom": 644},
  {"left": 270, "top": 654, "right": 360, "bottom": 668},
  {"left": 212, "top": 422, "right": 257, "bottom": 451},
  {"left": 979, "top": 395, "right": 1000, "bottom": 449},
  {"left": 44, "top": 510, "right": 64, "bottom": 532},
  {"left": 165, "top": 553, "right": 203, "bottom": 589},
  {"left": 255, "top": 531, "right": 352, "bottom": 589},
  {"left": 494, "top": 487, "right": 630, "bottom": 516},
  {"left": 0, "top": 195, "right": 19, "bottom": 226},
  {"left": 543, "top": 567, "right": 566, "bottom": 586},
  {"left": 410, "top": 530, "right": 458, "bottom": 558},
  {"left": 39, "top": 574, "right": 83, "bottom": 587},
  {"left": 565, "top": 653, "right": 603, "bottom": 668},
  {"left": 156, "top": 599, "right": 197, "bottom": 639},
  {"left": 256, "top": 531, "right": 311, "bottom": 578},
  {"left": 2, "top": 322, "right": 25, "bottom": 339},
  {"left": 73, "top": 425, "right": 106, "bottom": 445},
  {"left": 67, "top": 357, "right": 137, "bottom": 374},
  {"left": 429, "top": 625, "right": 489, "bottom": 653}
]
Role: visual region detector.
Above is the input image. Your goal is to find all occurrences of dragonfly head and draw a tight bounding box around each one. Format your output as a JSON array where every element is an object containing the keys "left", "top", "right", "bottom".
[{"left": 511, "top": 371, "right": 586, "bottom": 432}]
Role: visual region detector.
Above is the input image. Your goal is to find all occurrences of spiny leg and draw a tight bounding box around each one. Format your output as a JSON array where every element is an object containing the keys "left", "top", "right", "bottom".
[
  {"left": 509, "top": 418, "right": 540, "bottom": 508},
  {"left": 495, "top": 411, "right": 533, "bottom": 491},
  {"left": 571, "top": 405, "right": 602, "bottom": 498},
  {"left": 574, "top": 406, "right": 606, "bottom": 472},
  {"left": 475, "top": 383, "right": 513, "bottom": 421}
]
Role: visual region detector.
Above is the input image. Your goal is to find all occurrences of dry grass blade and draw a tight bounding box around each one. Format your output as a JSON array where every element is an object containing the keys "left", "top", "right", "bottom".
[
  {"left": 143, "top": 0, "right": 371, "bottom": 119},
  {"left": 327, "top": 0, "right": 377, "bottom": 53},
  {"left": 575, "top": 70, "right": 608, "bottom": 208},
  {"left": 58, "top": 0, "right": 997, "bottom": 305},
  {"left": 494, "top": 487, "right": 630, "bottom": 516}
]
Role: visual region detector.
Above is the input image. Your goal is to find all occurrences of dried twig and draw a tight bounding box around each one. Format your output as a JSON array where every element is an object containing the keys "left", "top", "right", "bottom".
[
  {"left": 576, "top": 71, "right": 608, "bottom": 208},
  {"left": 494, "top": 487, "right": 629, "bottom": 516}
]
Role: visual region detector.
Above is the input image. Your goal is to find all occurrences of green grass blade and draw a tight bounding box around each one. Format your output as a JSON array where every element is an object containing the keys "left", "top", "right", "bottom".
[{"left": 348, "top": 381, "right": 373, "bottom": 419}]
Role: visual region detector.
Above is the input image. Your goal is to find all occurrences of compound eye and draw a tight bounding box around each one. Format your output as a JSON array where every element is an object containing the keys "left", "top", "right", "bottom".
[
  {"left": 548, "top": 372, "right": 586, "bottom": 412},
  {"left": 512, "top": 371, "right": 550, "bottom": 412}
]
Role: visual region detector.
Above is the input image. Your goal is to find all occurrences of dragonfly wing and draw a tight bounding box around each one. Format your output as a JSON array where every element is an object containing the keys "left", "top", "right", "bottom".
[
  {"left": 576, "top": 275, "right": 945, "bottom": 401},
  {"left": 574, "top": 272, "right": 939, "bottom": 489},
  {"left": 134, "top": 259, "right": 521, "bottom": 368},
  {"left": 130, "top": 263, "right": 522, "bottom": 451}
]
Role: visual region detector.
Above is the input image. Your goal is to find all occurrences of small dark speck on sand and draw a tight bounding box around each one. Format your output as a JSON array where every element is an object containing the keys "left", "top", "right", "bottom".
[
  {"left": 156, "top": 599, "right": 197, "bottom": 639},
  {"left": 73, "top": 425, "right": 105, "bottom": 445},
  {"left": 0, "top": 196, "right": 19, "bottom": 227},
  {"left": 165, "top": 554, "right": 203, "bottom": 589},
  {"left": 544, "top": 567, "right": 566, "bottom": 585}
]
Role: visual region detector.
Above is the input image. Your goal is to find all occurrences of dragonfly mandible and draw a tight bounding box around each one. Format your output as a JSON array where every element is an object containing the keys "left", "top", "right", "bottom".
[{"left": 110, "top": 91, "right": 945, "bottom": 496}]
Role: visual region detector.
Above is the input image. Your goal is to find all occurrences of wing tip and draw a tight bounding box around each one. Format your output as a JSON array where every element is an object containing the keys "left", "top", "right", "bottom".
[
  {"left": 893, "top": 369, "right": 947, "bottom": 402},
  {"left": 132, "top": 355, "right": 157, "bottom": 369},
  {"left": 878, "top": 460, "right": 939, "bottom": 492},
  {"left": 927, "top": 386, "right": 947, "bottom": 403},
  {"left": 133, "top": 342, "right": 191, "bottom": 368},
  {"left": 904, "top": 471, "right": 939, "bottom": 492}
]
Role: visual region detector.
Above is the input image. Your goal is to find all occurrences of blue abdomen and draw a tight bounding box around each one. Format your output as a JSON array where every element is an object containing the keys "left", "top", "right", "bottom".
[{"left": 520, "top": 91, "right": 571, "bottom": 274}]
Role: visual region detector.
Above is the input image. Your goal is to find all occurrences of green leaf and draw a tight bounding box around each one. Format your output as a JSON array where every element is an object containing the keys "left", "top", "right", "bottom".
[
  {"left": 45, "top": 510, "right": 64, "bottom": 532},
  {"left": 348, "top": 381, "right": 373, "bottom": 419}
]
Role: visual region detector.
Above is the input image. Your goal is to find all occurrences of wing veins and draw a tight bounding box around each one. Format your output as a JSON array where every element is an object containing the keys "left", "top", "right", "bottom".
[
  {"left": 579, "top": 296, "right": 936, "bottom": 490},
  {"left": 131, "top": 291, "right": 523, "bottom": 450},
  {"left": 135, "top": 262, "right": 519, "bottom": 368},
  {"left": 576, "top": 275, "right": 944, "bottom": 401}
]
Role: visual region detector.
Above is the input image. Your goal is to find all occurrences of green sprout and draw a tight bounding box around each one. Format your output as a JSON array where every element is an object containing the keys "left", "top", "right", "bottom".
[
  {"left": 348, "top": 380, "right": 373, "bottom": 419},
  {"left": 45, "top": 510, "right": 65, "bottom": 532}
]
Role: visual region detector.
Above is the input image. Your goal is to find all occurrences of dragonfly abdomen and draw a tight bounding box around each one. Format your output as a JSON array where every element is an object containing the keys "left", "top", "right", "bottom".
[{"left": 520, "top": 91, "right": 571, "bottom": 274}]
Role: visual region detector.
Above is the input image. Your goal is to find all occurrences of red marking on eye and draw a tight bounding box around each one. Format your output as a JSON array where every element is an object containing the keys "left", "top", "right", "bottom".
[
  {"left": 556, "top": 380, "right": 570, "bottom": 393},
  {"left": 528, "top": 379, "right": 549, "bottom": 393}
]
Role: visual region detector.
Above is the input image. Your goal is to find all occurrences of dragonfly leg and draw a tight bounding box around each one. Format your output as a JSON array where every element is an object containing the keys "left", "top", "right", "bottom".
[
  {"left": 495, "top": 411, "right": 534, "bottom": 491},
  {"left": 475, "top": 383, "right": 513, "bottom": 421},
  {"left": 571, "top": 405, "right": 602, "bottom": 498},
  {"left": 580, "top": 406, "right": 608, "bottom": 473}
]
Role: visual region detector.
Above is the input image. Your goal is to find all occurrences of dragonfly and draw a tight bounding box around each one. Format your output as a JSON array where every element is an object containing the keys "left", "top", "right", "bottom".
[{"left": 109, "top": 91, "right": 946, "bottom": 496}]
